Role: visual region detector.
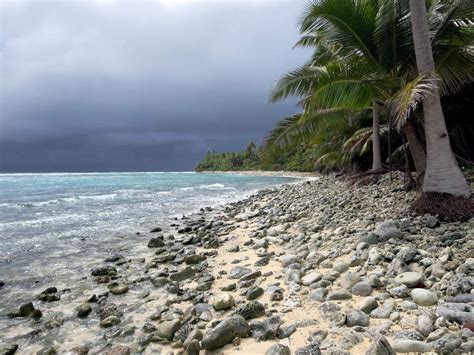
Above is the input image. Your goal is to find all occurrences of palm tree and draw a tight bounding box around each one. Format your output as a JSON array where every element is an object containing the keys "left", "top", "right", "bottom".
[{"left": 408, "top": 0, "right": 470, "bottom": 196}]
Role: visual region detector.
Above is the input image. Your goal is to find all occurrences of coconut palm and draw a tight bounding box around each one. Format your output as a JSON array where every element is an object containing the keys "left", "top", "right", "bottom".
[
  {"left": 269, "top": 0, "right": 473, "bottom": 181},
  {"left": 408, "top": 0, "right": 470, "bottom": 196}
]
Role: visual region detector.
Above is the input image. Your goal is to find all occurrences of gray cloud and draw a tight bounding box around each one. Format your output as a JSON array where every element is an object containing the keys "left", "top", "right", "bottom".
[{"left": 0, "top": 0, "right": 309, "bottom": 172}]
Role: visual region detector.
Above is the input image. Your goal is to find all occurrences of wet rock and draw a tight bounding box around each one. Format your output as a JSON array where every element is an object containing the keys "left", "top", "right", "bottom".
[
  {"left": 76, "top": 303, "right": 92, "bottom": 318},
  {"left": 100, "top": 315, "right": 121, "bottom": 328},
  {"left": 365, "top": 335, "right": 395, "bottom": 355},
  {"left": 150, "top": 226, "right": 162, "bottom": 233},
  {"left": 235, "top": 301, "right": 265, "bottom": 320},
  {"left": 246, "top": 285, "right": 264, "bottom": 300},
  {"left": 69, "top": 345, "right": 90, "bottom": 355},
  {"left": 148, "top": 237, "right": 165, "bottom": 248},
  {"left": 266, "top": 344, "right": 291, "bottom": 355},
  {"left": 91, "top": 266, "right": 117, "bottom": 277},
  {"left": 394, "top": 272, "right": 422, "bottom": 288},
  {"left": 8, "top": 302, "right": 39, "bottom": 319},
  {"left": 0, "top": 280, "right": 4, "bottom": 288},
  {"left": 170, "top": 267, "right": 195, "bottom": 282},
  {"left": 346, "top": 309, "right": 369, "bottom": 327},
  {"left": 36, "top": 347, "right": 57, "bottom": 355},
  {"left": 213, "top": 292, "right": 235, "bottom": 310},
  {"left": 392, "top": 340, "right": 432, "bottom": 353},
  {"left": 250, "top": 315, "right": 281, "bottom": 341},
  {"left": 0, "top": 343, "right": 18, "bottom": 355},
  {"left": 97, "top": 302, "right": 123, "bottom": 320},
  {"left": 201, "top": 315, "right": 250, "bottom": 350},
  {"left": 411, "top": 289, "right": 438, "bottom": 306},
  {"left": 37, "top": 287, "right": 60, "bottom": 302},
  {"left": 108, "top": 282, "right": 129, "bottom": 295},
  {"left": 156, "top": 319, "right": 181, "bottom": 341}
]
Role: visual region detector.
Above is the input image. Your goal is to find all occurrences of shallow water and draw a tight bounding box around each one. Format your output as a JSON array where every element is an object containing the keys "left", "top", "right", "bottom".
[{"left": 0, "top": 172, "right": 296, "bottom": 315}]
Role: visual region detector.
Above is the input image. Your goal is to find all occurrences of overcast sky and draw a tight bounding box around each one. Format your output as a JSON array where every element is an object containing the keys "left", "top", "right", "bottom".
[{"left": 0, "top": 0, "right": 310, "bottom": 172}]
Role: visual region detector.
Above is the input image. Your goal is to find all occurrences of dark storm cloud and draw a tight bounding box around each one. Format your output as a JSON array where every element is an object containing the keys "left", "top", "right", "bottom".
[{"left": 0, "top": 0, "right": 310, "bottom": 172}]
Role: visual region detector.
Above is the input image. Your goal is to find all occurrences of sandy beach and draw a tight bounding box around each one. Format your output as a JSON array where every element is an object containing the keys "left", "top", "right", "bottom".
[{"left": 1, "top": 172, "right": 473, "bottom": 355}]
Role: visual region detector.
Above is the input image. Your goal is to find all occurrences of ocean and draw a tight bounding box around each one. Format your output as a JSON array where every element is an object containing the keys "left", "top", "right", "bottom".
[{"left": 0, "top": 172, "right": 297, "bottom": 313}]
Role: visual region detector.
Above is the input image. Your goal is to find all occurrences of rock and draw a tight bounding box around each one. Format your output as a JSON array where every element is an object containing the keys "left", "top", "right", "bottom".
[
  {"left": 340, "top": 272, "right": 361, "bottom": 289},
  {"left": 229, "top": 266, "right": 252, "bottom": 279},
  {"left": 170, "top": 267, "right": 195, "bottom": 282},
  {"left": 351, "top": 282, "right": 372, "bottom": 296},
  {"left": 0, "top": 280, "right": 4, "bottom": 288},
  {"left": 422, "top": 214, "right": 438, "bottom": 228},
  {"left": 346, "top": 309, "right": 369, "bottom": 327},
  {"left": 396, "top": 247, "right": 417, "bottom": 262},
  {"left": 266, "top": 344, "right": 291, "bottom": 355},
  {"left": 280, "top": 255, "right": 299, "bottom": 267},
  {"left": 235, "top": 301, "right": 265, "bottom": 320},
  {"left": 436, "top": 303, "right": 474, "bottom": 324},
  {"left": 91, "top": 265, "right": 117, "bottom": 277},
  {"left": 310, "top": 288, "right": 328, "bottom": 302},
  {"left": 392, "top": 340, "right": 432, "bottom": 353},
  {"left": 333, "top": 261, "right": 350, "bottom": 273},
  {"left": 374, "top": 220, "right": 401, "bottom": 241},
  {"left": 410, "top": 289, "right": 438, "bottom": 307},
  {"left": 213, "top": 292, "right": 235, "bottom": 311},
  {"left": 201, "top": 316, "right": 250, "bottom": 350},
  {"left": 285, "top": 269, "right": 302, "bottom": 284},
  {"left": 267, "top": 286, "right": 284, "bottom": 301},
  {"left": 156, "top": 319, "right": 181, "bottom": 340},
  {"left": 416, "top": 313, "right": 433, "bottom": 337},
  {"left": 358, "top": 297, "right": 378, "bottom": 314},
  {"left": 0, "top": 343, "right": 18, "bottom": 355},
  {"left": 246, "top": 285, "right": 264, "bottom": 300},
  {"left": 185, "top": 339, "right": 200, "bottom": 355},
  {"left": 108, "top": 282, "right": 129, "bottom": 295},
  {"left": 19, "top": 302, "right": 35, "bottom": 317},
  {"left": 302, "top": 272, "right": 322, "bottom": 286},
  {"left": 295, "top": 343, "right": 321, "bottom": 354},
  {"left": 395, "top": 272, "right": 422, "bottom": 288},
  {"left": 327, "top": 289, "right": 352, "bottom": 300},
  {"left": 69, "top": 345, "right": 90, "bottom": 355},
  {"left": 183, "top": 329, "right": 203, "bottom": 348},
  {"left": 431, "top": 334, "right": 462, "bottom": 354},
  {"left": 100, "top": 315, "right": 121, "bottom": 328},
  {"left": 105, "top": 345, "right": 131, "bottom": 355},
  {"left": 185, "top": 254, "right": 206, "bottom": 265},
  {"left": 76, "top": 304, "right": 92, "bottom": 318},
  {"left": 150, "top": 226, "right": 162, "bottom": 233},
  {"left": 37, "top": 287, "right": 60, "bottom": 302},
  {"left": 365, "top": 335, "right": 395, "bottom": 355},
  {"left": 278, "top": 325, "right": 296, "bottom": 339},
  {"left": 147, "top": 237, "right": 165, "bottom": 248},
  {"left": 370, "top": 299, "right": 395, "bottom": 319},
  {"left": 240, "top": 271, "right": 262, "bottom": 281},
  {"left": 250, "top": 315, "right": 281, "bottom": 341}
]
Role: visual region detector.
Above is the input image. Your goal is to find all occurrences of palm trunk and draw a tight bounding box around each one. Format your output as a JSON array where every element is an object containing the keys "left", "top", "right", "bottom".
[
  {"left": 403, "top": 121, "right": 426, "bottom": 175},
  {"left": 408, "top": 0, "right": 470, "bottom": 197},
  {"left": 372, "top": 100, "right": 382, "bottom": 171}
]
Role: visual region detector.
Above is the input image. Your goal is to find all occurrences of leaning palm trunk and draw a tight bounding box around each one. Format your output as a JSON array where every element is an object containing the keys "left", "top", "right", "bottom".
[
  {"left": 408, "top": 0, "right": 470, "bottom": 197},
  {"left": 403, "top": 121, "right": 426, "bottom": 185},
  {"left": 372, "top": 100, "right": 383, "bottom": 171}
]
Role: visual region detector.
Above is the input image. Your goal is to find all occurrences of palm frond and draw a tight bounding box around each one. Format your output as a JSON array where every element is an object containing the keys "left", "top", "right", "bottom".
[{"left": 388, "top": 74, "right": 438, "bottom": 129}]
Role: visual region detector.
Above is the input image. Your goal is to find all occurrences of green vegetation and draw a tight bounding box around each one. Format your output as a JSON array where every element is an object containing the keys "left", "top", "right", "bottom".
[{"left": 197, "top": 0, "right": 473, "bottom": 201}]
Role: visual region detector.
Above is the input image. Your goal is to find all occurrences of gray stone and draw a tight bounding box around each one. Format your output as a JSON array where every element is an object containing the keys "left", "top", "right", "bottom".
[
  {"left": 250, "top": 315, "right": 281, "bottom": 341},
  {"left": 280, "top": 255, "right": 299, "bottom": 267},
  {"left": 229, "top": 266, "right": 252, "bottom": 279},
  {"left": 370, "top": 299, "right": 395, "bottom": 319},
  {"left": 365, "top": 335, "right": 395, "bottom": 355},
  {"left": 395, "top": 272, "right": 422, "bottom": 288},
  {"left": 201, "top": 316, "right": 250, "bottom": 350},
  {"left": 346, "top": 309, "right": 369, "bottom": 327},
  {"left": 212, "top": 292, "right": 235, "bottom": 311},
  {"left": 100, "top": 315, "right": 121, "bottom": 328},
  {"left": 246, "top": 285, "right": 264, "bottom": 300},
  {"left": 170, "top": 267, "right": 195, "bottom": 282},
  {"left": 76, "top": 303, "right": 92, "bottom": 318},
  {"left": 392, "top": 340, "right": 432, "bottom": 353},
  {"left": 374, "top": 220, "right": 401, "bottom": 241},
  {"left": 358, "top": 297, "right": 378, "bottom": 314},
  {"left": 340, "top": 272, "right": 361, "bottom": 289},
  {"left": 295, "top": 343, "right": 321, "bottom": 355},
  {"left": 411, "top": 289, "right": 438, "bottom": 306},
  {"left": 156, "top": 319, "right": 181, "bottom": 340},
  {"left": 310, "top": 288, "right": 328, "bottom": 302},
  {"left": 235, "top": 301, "right": 265, "bottom": 320},
  {"left": 327, "top": 289, "right": 352, "bottom": 300},
  {"left": 185, "top": 339, "right": 200, "bottom": 355},
  {"left": 148, "top": 237, "right": 165, "bottom": 248},
  {"left": 302, "top": 272, "right": 322, "bottom": 286},
  {"left": 351, "top": 282, "right": 372, "bottom": 296},
  {"left": 266, "top": 344, "right": 291, "bottom": 355}
]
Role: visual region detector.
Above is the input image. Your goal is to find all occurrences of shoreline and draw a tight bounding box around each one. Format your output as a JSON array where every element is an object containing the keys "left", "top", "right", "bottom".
[
  {"left": 198, "top": 170, "right": 319, "bottom": 179},
  {"left": 1, "top": 172, "right": 473, "bottom": 354}
]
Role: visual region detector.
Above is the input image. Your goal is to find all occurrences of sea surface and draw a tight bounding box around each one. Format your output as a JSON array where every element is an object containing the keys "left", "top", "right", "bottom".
[{"left": 0, "top": 172, "right": 297, "bottom": 312}]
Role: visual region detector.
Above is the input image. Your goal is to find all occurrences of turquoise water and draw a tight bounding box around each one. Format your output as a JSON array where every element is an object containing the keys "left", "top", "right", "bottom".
[{"left": 0, "top": 172, "right": 296, "bottom": 289}]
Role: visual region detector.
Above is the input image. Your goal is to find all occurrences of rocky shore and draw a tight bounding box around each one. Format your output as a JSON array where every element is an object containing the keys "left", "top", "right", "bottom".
[{"left": 1, "top": 172, "right": 473, "bottom": 355}]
